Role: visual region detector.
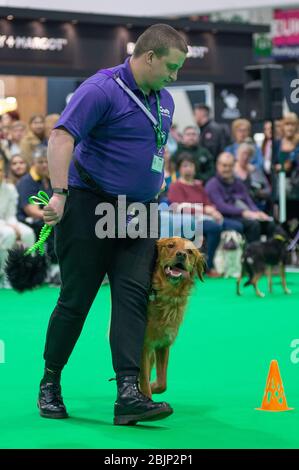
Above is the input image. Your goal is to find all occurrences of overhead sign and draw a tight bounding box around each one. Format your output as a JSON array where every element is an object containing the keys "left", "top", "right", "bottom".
[
  {"left": 0, "top": 35, "right": 68, "bottom": 51},
  {"left": 273, "top": 9, "right": 299, "bottom": 59}
]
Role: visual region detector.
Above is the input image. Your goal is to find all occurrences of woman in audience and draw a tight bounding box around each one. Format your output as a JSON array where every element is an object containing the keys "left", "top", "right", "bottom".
[
  {"left": 234, "top": 142, "right": 272, "bottom": 213},
  {"left": 7, "top": 154, "right": 29, "bottom": 185},
  {"left": 0, "top": 156, "right": 35, "bottom": 288},
  {"left": 20, "top": 114, "right": 46, "bottom": 165},
  {"left": 44, "top": 113, "right": 60, "bottom": 141},
  {"left": 225, "top": 118, "right": 263, "bottom": 169},
  {"left": 272, "top": 113, "right": 299, "bottom": 221},
  {"left": 7, "top": 121, "right": 27, "bottom": 156}
]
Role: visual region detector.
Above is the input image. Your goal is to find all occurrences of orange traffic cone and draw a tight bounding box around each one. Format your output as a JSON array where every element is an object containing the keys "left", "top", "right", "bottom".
[{"left": 256, "top": 360, "right": 293, "bottom": 412}]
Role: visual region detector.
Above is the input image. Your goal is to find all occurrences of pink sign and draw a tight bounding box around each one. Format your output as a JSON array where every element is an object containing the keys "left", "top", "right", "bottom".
[{"left": 273, "top": 9, "right": 299, "bottom": 46}]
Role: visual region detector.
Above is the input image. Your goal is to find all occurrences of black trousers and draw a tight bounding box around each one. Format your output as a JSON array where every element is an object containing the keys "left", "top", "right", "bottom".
[{"left": 43, "top": 187, "right": 158, "bottom": 378}]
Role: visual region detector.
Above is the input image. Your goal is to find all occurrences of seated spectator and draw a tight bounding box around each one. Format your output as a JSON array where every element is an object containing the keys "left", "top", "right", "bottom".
[
  {"left": 0, "top": 157, "right": 35, "bottom": 287},
  {"left": 193, "top": 103, "right": 231, "bottom": 161},
  {"left": 1, "top": 111, "right": 20, "bottom": 127},
  {"left": 172, "top": 126, "right": 214, "bottom": 183},
  {"left": 234, "top": 143, "right": 272, "bottom": 213},
  {"left": 225, "top": 118, "right": 263, "bottom": 169},
  {"left": 167, "top": 153, "right": 224, "bottom": 277},
  {"left": 20, "top": 114, "right": 47, "bottom": 166},
  {"left": 272, "top": 113, "right": 299, "bottom": 220},
  {"left": 205, "top": 152, "right": 275, "bottom": 243},
  {"left": 45, "top": 114, "right": 60, "bottom": 141},
  {"left": 16, "top": 145, "right": 56, "bottom": 263},
  {"left": 8, "top": 154, "right": 29, "bottom": 185},
  {"left": 8, "top": 120, "right": 27, "bottom": 156}
]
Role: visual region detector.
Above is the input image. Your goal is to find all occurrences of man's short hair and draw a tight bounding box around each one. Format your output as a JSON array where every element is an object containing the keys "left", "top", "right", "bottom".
[
  {"left": 183, "top": 126, "right": 198, "bottom": 134},
  {"left": 193, "top": 103, "right": 210, "bottom": 115},
  {"left": 133, "top": 24, "right": 188, "bottom": 58}
]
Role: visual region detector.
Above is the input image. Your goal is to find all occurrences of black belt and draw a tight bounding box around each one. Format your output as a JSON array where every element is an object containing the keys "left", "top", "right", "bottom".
[{"left": 73, "top": 157, "right": 121, "bottom": 206}]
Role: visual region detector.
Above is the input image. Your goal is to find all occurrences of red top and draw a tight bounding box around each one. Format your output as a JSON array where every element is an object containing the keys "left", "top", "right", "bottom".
[{"left": 168, "top": 179, "right": 213, "bottom": 207}]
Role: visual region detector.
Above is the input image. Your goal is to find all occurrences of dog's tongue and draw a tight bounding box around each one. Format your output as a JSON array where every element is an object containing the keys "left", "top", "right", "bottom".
[{"left": 166, "top": 266, "right": 189, "bottom": 279}]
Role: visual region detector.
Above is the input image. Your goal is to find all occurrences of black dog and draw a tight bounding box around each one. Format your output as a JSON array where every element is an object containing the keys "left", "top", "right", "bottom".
[{"left": 236, "top": 227, "right": 291, "bottom": 298}]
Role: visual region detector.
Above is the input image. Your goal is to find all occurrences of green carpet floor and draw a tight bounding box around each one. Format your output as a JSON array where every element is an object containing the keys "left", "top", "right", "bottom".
[{"left": 0, "top": 274, "right": 299, "bottom": 449}]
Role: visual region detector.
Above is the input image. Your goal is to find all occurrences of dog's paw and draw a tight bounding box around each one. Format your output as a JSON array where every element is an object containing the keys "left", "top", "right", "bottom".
[
  {"left": 284, "top": 288, "right": 292, "bottom": 295},
  {"left": 257, "top": 291, "right": 265, "bottom": 298}
]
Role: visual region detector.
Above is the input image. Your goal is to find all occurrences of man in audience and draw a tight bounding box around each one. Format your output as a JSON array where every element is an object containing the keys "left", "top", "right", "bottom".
[
  {"left": 172, "top": 125, "right": 214, "bottom": 183},
  {"left": 205, "top": 152, "right": 275, "bottom": 242},
  {"left": 193, "top": 103, "right": 230, "bottom": 161}
]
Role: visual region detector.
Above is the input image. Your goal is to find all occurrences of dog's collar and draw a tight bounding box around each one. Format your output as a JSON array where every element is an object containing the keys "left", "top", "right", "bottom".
[{"left": 273, "top": 234, "right": 287, "bottom": 242}]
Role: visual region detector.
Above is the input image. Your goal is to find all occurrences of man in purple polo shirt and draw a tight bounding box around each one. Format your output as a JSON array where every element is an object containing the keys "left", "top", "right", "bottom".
[
  {"left": 38, "top": 24, "right": 188, "bottom": 426},
  {"left": 205, "top": 152, "right": 275, "bottom": 242}
]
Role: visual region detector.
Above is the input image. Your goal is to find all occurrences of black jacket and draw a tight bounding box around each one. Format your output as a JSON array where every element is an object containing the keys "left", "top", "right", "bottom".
[{"left": 198, "top": 120, "right": 231, "bottom": 160}]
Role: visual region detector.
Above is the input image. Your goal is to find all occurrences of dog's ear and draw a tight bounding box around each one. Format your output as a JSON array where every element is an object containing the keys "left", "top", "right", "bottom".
[{"left": 194, "top": 250, "right": 205, "bottom": 281}]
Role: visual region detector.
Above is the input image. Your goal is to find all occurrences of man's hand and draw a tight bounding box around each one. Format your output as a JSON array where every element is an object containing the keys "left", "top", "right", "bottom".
[
  {"left": 242, "top": 210, "right": 260, "bottom": 220},
  {"left": 242, "top": 210, "right": 271, "bottom": 221},
  {"left": 43, "top": 194, "right": 67, "bottom": 226},
  {"left": 256, "top": 211, "right": 272, "bottom": 221}
]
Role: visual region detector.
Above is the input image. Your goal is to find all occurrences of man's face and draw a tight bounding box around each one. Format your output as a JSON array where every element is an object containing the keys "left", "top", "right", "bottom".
[
  {"left": 235, "top": 125, "right": 249, "bottom": 143},
  {"left": 217, "top": 156, "right": 235, "bottom": 180},
  {"left": 194, "top": 109, "right": 208, "bottom": 126},
  {"left": 147, "top": 47, "right": 186, "bottom": 91},
  {"left": 33, "top": 157, "right": 48, "bottom": 178},
  {"left": 11, "top": 125, "right": 26, "bottom": 142},
  {"left": 10, "top": 155, "right": 27, "bottom": 176},
  {"left": 31, "top": 118, "right": 45, "bottom": 137},
  {"left": 182, "top": 128, "right": 199, "bottom": 147}
]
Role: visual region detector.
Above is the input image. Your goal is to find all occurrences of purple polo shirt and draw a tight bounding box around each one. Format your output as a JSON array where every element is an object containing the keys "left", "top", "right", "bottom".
[{"left": 54, "top": 58, "right": 175, "bottom": 202}]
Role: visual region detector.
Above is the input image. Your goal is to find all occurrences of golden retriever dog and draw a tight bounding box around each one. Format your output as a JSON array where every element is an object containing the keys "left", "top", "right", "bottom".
[{"left": 139, "top": 237, "right": 205, "bottom": 398}]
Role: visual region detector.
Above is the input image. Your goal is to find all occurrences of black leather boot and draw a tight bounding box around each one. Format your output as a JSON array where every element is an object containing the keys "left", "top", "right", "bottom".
[
  {"left": 114, "top": 375, "right": 173, "bottom": 425},
  {"left": 38, "top": 382, "right": 68, "bottom": 419}
]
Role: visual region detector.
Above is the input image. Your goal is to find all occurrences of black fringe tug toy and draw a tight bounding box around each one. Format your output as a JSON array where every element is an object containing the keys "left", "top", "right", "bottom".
[{"left": 5, "top": 191, "right": 53, "bottom": 292}]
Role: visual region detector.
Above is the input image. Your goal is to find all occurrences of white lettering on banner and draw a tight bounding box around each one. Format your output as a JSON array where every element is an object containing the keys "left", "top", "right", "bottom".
[
  {"left": 274, "top": 19, "right": 299, "bottom": 38},
  {"left": 290, "top": 339, "right": 299, "bottom": 364},
  {"left": 126, "top": 42, "right": 209, "bottom": 60},
  {"left": 187, "top": 45, "right": 209, "bottom": 59},
  {"left": 272, "top": 46, "right": 299, "bottom": 58},
  {"left": 0, "top": 35, "right": 68, "bottom": 51},
  {"left": 290, "top": 79, "right": 299, "bottom": 104}
]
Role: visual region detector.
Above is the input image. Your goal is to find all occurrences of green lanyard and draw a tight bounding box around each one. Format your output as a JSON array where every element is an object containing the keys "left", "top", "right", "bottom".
[{"left": 141, "top": 91, "right": 166, "bottom": 150}]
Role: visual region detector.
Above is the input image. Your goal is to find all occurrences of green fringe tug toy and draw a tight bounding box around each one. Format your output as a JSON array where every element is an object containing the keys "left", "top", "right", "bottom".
[{"left": 5, "top": 191, "right": 53, "bottom": 292}]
